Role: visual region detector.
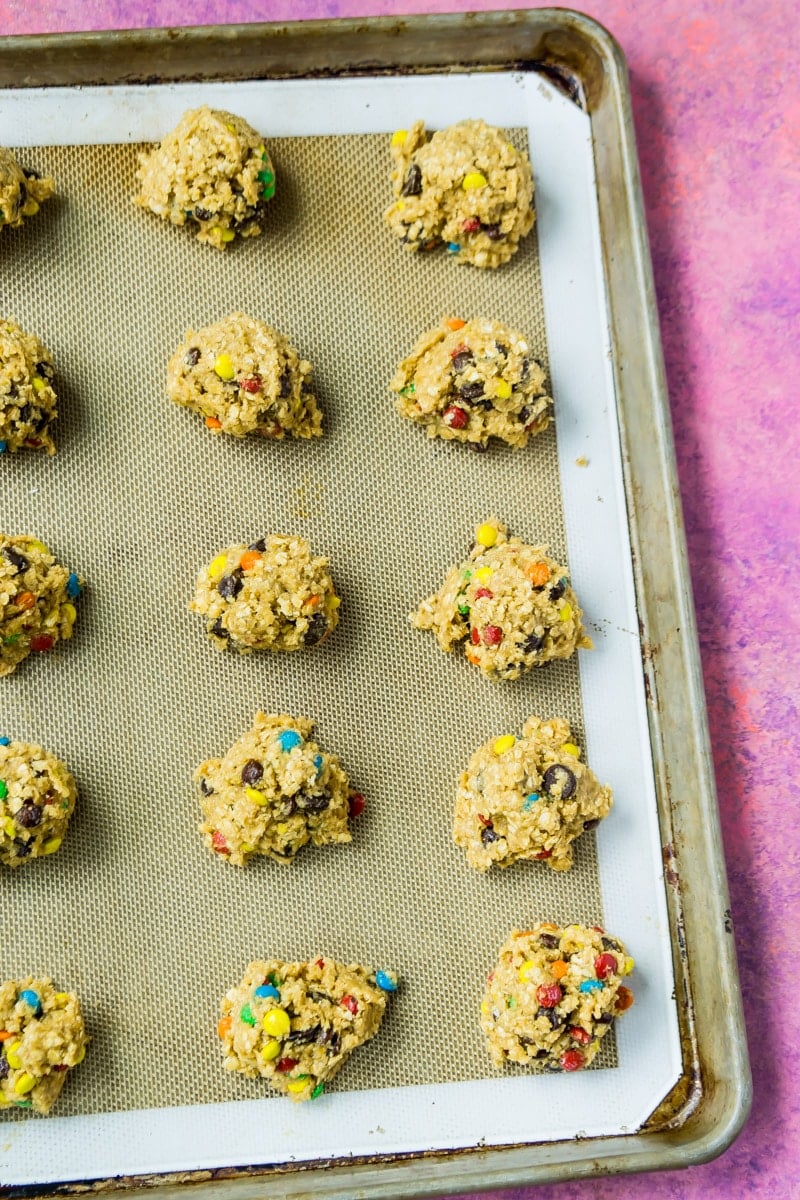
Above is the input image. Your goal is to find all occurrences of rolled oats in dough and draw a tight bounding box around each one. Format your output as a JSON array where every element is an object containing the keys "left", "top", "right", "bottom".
[
  {"left": 0, "top": 147, "right": 54, "bottom": 234},
  {"left": 0, "top": 979, "right": 87, "bottom": 1114},
  {"left": 191, "top": 534, "right": 339, "bottom": 654},
  {"left": 385, "top": 119, "right": 534, "bottom": 268},
  {"left": 167, "top": 313, "right": 322, "bottom": 440},
  {"left": 454, "top": 716, "right": 612, "bottom": 872},
  {"left": 0, "top": 319, "right": 59, "bottom": 455},
  {"left": 0, "top": 535, "right": 82, "bottom": 677},
  {"left": 390, "top": 316, "right": 551, "bottom": 449},
  {"left": 135, "top": 107, "right": 275, "bottom": 249},
  {"left": 412, "top": 519, "right": 591, "bottom": 680},
  {"left": 0, "top": 739, "right": 77, "bottom": 868},
  {"left": 219, "top": 956, "right": 396, "bottom": 1100},
  {"left": 481, "top": 924, "right": 634, "bottom": 1073},
  {"left": 196, "top": 712, "right": 360, "bottom": 866}
]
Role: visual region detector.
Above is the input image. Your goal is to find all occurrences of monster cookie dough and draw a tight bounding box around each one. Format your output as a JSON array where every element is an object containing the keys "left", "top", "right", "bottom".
[
  {"left": 0, "top": 979, "right": 87, "bottom": 1113},
  {"left": 454, "top": 717, "right": 612, "bottom": 872},
  {"left": 481, "top": 924, "right": 634, "bottom": 1073},
  {"left": 413, "top": 520, "right": 590, "bottom": 680},
  {"left": 0, "top": 739, "right": 77, "bottom": 868},
  {"left": 167, "top": 313, "right": 322, "bottom": 440},
  {"left": 191, "top": 534, "right": 338, "bottom": 653},
  {"left": 385, "top": 120, "right": 534, "bottom": 268},
  {"left": 390, "top": 316, "right": 551, "bottom": 449},
  {"left": 135, "top": 107, "right": 275, "bottom": 249},
  {"left": 1, "top": 320, "right": 59, "bottom": 455},
  {"left": 219, "top": 956, "right": 397, "bottom": 1100},
  {"left": 196, "top": 712, "right": 362, "bottom": 866},
  {"left": 0, "top": 148, "right": 54, "bottom": 234},
  {"left": 0, "top": 535, "right": 82, "bottom": 677}
]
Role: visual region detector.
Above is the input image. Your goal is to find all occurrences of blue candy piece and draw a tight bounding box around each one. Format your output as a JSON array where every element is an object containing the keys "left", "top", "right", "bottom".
[
  {"left": 277, "top": 730, "right": 302, "bottom": 752},
  {"left": 0, "top": 441, "right": 7, "bottom": 453},
  {"left": 578, "top": 979, "right": 604, "bottom": 993},
  {"left": 446, "top": 242, "right": 461, "bottom": 253},
  {"left": 523, "top": 793, "right": 540, "bottom": 811},
  {"left": 313, "top": 754, "right": 323, "bottom": 773},
  {"left": 0, "top": 737, "right": 10, "bottom": 746},
  {"left": 19, "top": 988, "right": 42, "bottom": 1014},
  {"left": 66, "top": 573, "right": 81, "bottom": 599},
  {"left": 254, "top": 984, "right": 280, "bottom": 1000},
  {"left": 375, "top": 970, "right": 398, "bottom": 993}
]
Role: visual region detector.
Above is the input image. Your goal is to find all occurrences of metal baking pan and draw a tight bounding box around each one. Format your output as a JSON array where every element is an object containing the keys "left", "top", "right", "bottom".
[{"left": 0, "top": 8, "right": 750, "bottom": 1195}]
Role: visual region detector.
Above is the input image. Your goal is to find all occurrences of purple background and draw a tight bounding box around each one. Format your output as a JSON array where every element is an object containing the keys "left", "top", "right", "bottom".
[{"left": 2, "top": 1, "right": 798, "bottom": 1196}]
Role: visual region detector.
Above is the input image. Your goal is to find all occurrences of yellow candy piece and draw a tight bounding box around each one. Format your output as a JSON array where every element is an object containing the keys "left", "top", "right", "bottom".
[
  {"left": 494, "top": 380, "right": 512, "bottom": 400},
  {"left": 3, "top": 818, "right": 15, "bottom": 839},
  {"left": 62, "top": 602, "right": 77, "bottom": 623},
  {"left": 240, "top": 842, "right": 254, "bottom": 854},
  {"left": 562, "top": 743, "right": 580, "bottom": 758},
  {"left": 262, "top": 1007, "right": 291, "bottom": 1037},
  {"left": 591, "top": 1039, "right": 601, "bottom": 1054},
  {"left": 22, "top": 200, "right": 40, "bottom": 217},
  {"left": 220, "top": 229, "right": 236, "bottom": 243},
  {"left": 32, "top": 376, "right": 46, "bottom": 393},
  {"left": 208, "top": 554, "right": 228, "bottom": 581},
  {"left": 0, "top": 1093, "right": 11, "bottom": 1106},
  {"left": 475, "top": 523, "right": 498, "bottom": 548},
  {"left": 260, "top": 1038, "right": 281, "bottom": 1062},
  {"left": 42, "top": 837, "right": 62, "bottom": 854},
  {"left": 394, "top": 200, "right": 405, "bottom": 212},
  {"left": 462, "top": 171, "right": 488, "bottom": 190},
  {"left": 492, "top": 735, "right": 516, "bottom": 756},
  {"left": 287, "top": 1077, "right": 310, "bottom": 1094},
  {"left": 14, "top": 1073, "right": 36, "bottom": 1095},
  {"left": 6, "top": 1042, "right": 23, "bottom": 1070},
  {"left": 245, "top": 787, "right": 269, "bottom": 807},
  {"left": 26, "top": 539, "right": 49, "bottom": 555},
  {"left": 214, "top": 353, "right": 235, "bottom": 381},
  {"left": 475, "top": 566, "right": 493, "bottom": 583},
  {"left": 623, "top": 957, "right": 635, "bottom": 976},
  {"left": 328, "top": 595, "right": 341, "bottom": 609},
  {"left": 480, "top": 1000, "right": 490, "bottom": 1015},
  {"left": 559, "top": 603, "right": 573, "bottom": 622},
  {"left": 74, "top": 1043, "right": 86, "bottom": 1064},
  {"left": 517, "top": 960, "right": 536, "bottom": 983},
  {"left": 53, "top": 992, "right": 70, "bottom": 1005},
  {"left": 391, "top": 129, "right": 408, "bottom": 146},
  {"left": 276, "top": 822, "right": 289, "bottom": 835}
]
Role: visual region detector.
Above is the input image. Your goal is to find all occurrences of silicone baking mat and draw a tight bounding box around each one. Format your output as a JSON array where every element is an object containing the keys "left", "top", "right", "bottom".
[{"left": 0, "top": 72, "right": 680, "bottom": 1185}]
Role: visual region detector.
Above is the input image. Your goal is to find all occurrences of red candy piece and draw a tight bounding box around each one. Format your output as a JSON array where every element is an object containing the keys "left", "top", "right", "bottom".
[
  {"left": 462, "top": 216, "right": 481, "bottom": 233},
  {"left": 315, "top": 958, "right": 325, "bottom": 969},
  {"left": 594, "top": 953, "right": 618, "bottom": 980},
  {"left": 348, "top": 793, "right": 366, "bottom": 819},
  {"left": 29, "top": 634, "right": 54, "bottom": 652},
  {"left": 560, "top": 1049, "right": 585, "bottom": 1072},
  {"left": 535, "top": 849, "right": 553, "bottom": 860},
  {"left": 211, "top": 830, "right": 229, "bottom": 854},
  {"left": 449, "top": 343, "right": 470, "bottom": 359},
  {"left": 277, "top": 1057, "right": 298, "bottom": 1073},
  {"left": 474, "top": 587, "right": 493, "bottom": 599},
  {"left": 482, "top": 625, "right": 502, "bottom": 646},
  {"left": 240, "top": 375, "right": 262, "bottom": 393},
  {"left": 470, "top": 627, "right": 481, "bottom": 645},
  {"left": 443, "top": 405, "right": 468, "bottom": 429},
  {"left": 536, "top": 983, "right": 562, "bottom": 1008},
  {"left": 340, "top": 994, "right": 359, "bottom": 1015},
  {"left": 615, "top": 985, "right": 634, "bottom": 1012},
  {"left": 477, "top": 813, "right": 491, "bottom": 827},
  {"left": 568, "top": 1026, "right": 591, "bottom": 1045}
]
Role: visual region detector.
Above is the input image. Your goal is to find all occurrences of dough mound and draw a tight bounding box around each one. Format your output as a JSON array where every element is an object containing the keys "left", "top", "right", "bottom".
[
  {"left": 0, "top": 535, "right": 82, "bottom": 677},
  {"left": 0, "top": 979, "right": 87, "bottom": 1113},
  {"left": 191, "top": 534, "right": 339, "bottom": 654},
  {"left": 196, "top": 712, "right": 357, "bottom": 866},
  {"left": 0, "top": 739, "right": 77, "bottom": 868},
  {"left": 385, "top": 119, "right": 534, "bottom": 268},
  {"left": 0, "top": 319, "right": 59, "bottom": 455},
  {"left": 219, "top": 956, "right": 396, "bottom": 1100},
  {"left": 481, "top": 924, "right": 634, "bottom": 1073},
  {"left": 0, "top": 148, "right": 54, "bottom": 234},
  {"left": 167, "top": 313, "right": 322, "bottom": 440},
  {"left": 412, "top": 519, "right": 590, "bottom": 680},
  {"left": 454, "top": 716, "right": 612, "bottom": 871},
  {"left": 390, "top": 317, "right": 551, "bottom": 449},
  {"left": 135, "top": 106, "right": 275, "bottom": 249}
]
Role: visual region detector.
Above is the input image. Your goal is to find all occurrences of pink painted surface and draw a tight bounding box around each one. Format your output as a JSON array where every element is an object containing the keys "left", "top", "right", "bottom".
[{"left": 1, "top": 0, "right": 798, "bottom": 1195}]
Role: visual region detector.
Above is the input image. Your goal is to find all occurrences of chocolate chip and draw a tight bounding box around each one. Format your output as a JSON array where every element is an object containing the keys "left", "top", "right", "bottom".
[
  {"left": 307, "top": 989, "right": 333, "bottom": 1004},
  {"left": 598, "top": 1012, "right": 614, "bottom": 1025},
  {"left": 549, "top": 579, "right": 566, "bottom": 602},
  {"left": 451, "top": 350, "right": 473, "bottom": 373},
  {"left": 458, "top": 381, "right": 485, "bottom": 403},
  {"left": 13, "top": 839, "right": 32, "bottom": 857},
  {"left": 23, "top": 167, "right": 40, "bottom": 180},
  {"left": 194, "top": 206, "right": 213, "bottom": 221},
  {"left": 34, "top": 360, "right": 54, "bottom": 380},
  {"left": 16, "top": 802, "right": 43, "bottom": 829},
  {"left": 217, "top": 571, "right": 243, "bottom": 600},
  {"left": 523, "top": 632, "right": 545, "bottom": 654},
  {"left": 520, "top": 357, "right": 532, "bottom": 382},
  {"left": 241, "top": 759, "right": 263, "bottom": 785},
  {"left": 400, "top": 163, "right": 422, "bottom": 196},
  {"left": 0, "top": 1056, "right": 9, "bottom": 1080},
  {"left": 185, "top": 347, "right": 201, "bottom": 367},
  {"left": 297, "top": 792, "right": 330, "bottom": 814},
  {"left": 320, "top": 1029, "right": 341, "bottom": 1054},
  {"left": 286, "top": 1025, "right": 322, "bottom": 1045},
  {"left": 4, "top": 548, "right": 28, "bottom": 572},
  {"left": 468, "top": 441, "right": 489, "bottom": 454},
  {"left": 542, "top": 764, "right": 577, "bottom": 800},
  {"left": 539, "top": 933, "right": 559, "bottom": 949},
  {"left": 279, "top": 370, "right": 292, "bottom": 398},
  {"left": 583, "top": 819, "right": 600, "bottom": 831},
  {"left": 280, "top": 797, "right": 297, "bottom": 818},
  {"left": 536, "top": 1005, "right": 563, "bottom": 1029},
  {"left": 210, "top": 619, "right": 229, "bottom": 640},
  {"left": 494, "top": 341, "right": 509, "bottom": 358},
  {"left": 483, "top": 223, "right": 504, "bottom": 241},
  {"left": 249, "top": 539, "right": 267, "bottom": 552},
  {"left": 34, "top": 411, "right": 51, "bottom": 432},
  {"left": 602, "top": 937, "right": 622, "bottom": 952},
  {"left": 480, "top": 825, "right": 499, "bottom": 847},
  {"left": 199, "top": 777, "right": 214, "bottom": 796},
  {"left": 303, "top": 612, "right": 328, "bottom": 647}
]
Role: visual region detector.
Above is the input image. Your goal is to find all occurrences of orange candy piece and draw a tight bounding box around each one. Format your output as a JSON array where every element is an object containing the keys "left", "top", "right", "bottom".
[
  {"left": 16, "top": 591, "right": 37, "bottom": 610},
  {"left": 616, "top": 985, "right": 634, "bottom": 1012},
  {"left": 526, "top": 562, "right": 550, "bottom": 588},
  {"left": 240, "top": 550, "right": 262, "bottom": 572},
  {"left": 445, "top": 317, "right": 466, "bottom": 331},
  {"left": 551, "top": 960, "right": 568, "bottom": 980},
  {"left": 0, "top": 1030, "right": 13, "bottom": 1042},
  {"left": 306, "top": 594, "right": 320, "bottom": 608},
  {"left": 205, "top": 416, "right": 222, "bottom": 429},
  {"left": 217, "top": 1016, "right": 232, "bottom": 1039}
]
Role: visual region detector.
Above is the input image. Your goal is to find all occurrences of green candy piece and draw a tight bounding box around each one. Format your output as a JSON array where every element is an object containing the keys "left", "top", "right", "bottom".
[
  {"left": 240, "top": 1003, "right": 256, "bottom": 1027},
  {"left": 3, "top": 634, "right": 20, "bottom": 645},
  {"left": 257, "top": 169, "right": 274, "bottom": 185},
  {"left": 262, "top": 184, "right": 276, "bottom": 201},
  {"left": 457, "top": 604, "right": 470, "bottom": 617},
  {"left": 14, "top": 1100, "right": 33, "bottom": 1108},
  {"left": 268, "top": 972, "right": 280, "bottom": 987},
  {"left": 0, "top": 781, "right": 7, "bottom": 800},
  {"left": 311, "top": 1082, "right": 325, "bottom": 1099},
  {"left": 400, "top": 383, "right": 416, "bottom": 397}
]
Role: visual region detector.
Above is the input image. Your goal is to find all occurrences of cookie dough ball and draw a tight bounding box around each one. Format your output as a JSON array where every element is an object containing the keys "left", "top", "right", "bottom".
[
  {"left": 135, "top": 107, "right": 275, "bottom": 249},
  {"left": 454, "top": 717, "right": 611, "bottom": 872},
  {"left": 390, "top": 317, "right": 551, "bottom": 449},
  {"left": 0, "top": 148, "right": 54, "bottom": 234},
  {"left": 1, "top": 320, "right": 59, "bottom": 455},
  {"left": 196, "top": 712, "right": 361, "bottom": 866},
  {"left": 0, "top": 739, "right": 77, "bottom": 867},
  {"left": 167, "top": 313, "right": 322, "bottom": 440},
  {"left": 0, "top": 979, "right": 87, "bottom": 1113},
  {"left": 0, "top": 535, "right": 82, "bottom": 677},
  {"left": 481, "top": 924, "right": 634, "bottom": 1073},
  {"left": 385, "top": 120, "right": 534, "bottom": 268},
  {"left": 412, "top": 520, "right": 590, "bottom": 680},
  {"left": 219, "top": 956, "right": 397, "bottom": 1100},
  {"left": 191, "top": 534, "right": 339, "bottom": 654}
]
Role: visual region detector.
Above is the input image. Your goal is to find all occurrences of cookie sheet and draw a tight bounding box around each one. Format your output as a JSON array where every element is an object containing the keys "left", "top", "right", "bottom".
[{"left": 0, "top": 71, "right": 680, "bottom": 1185}]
